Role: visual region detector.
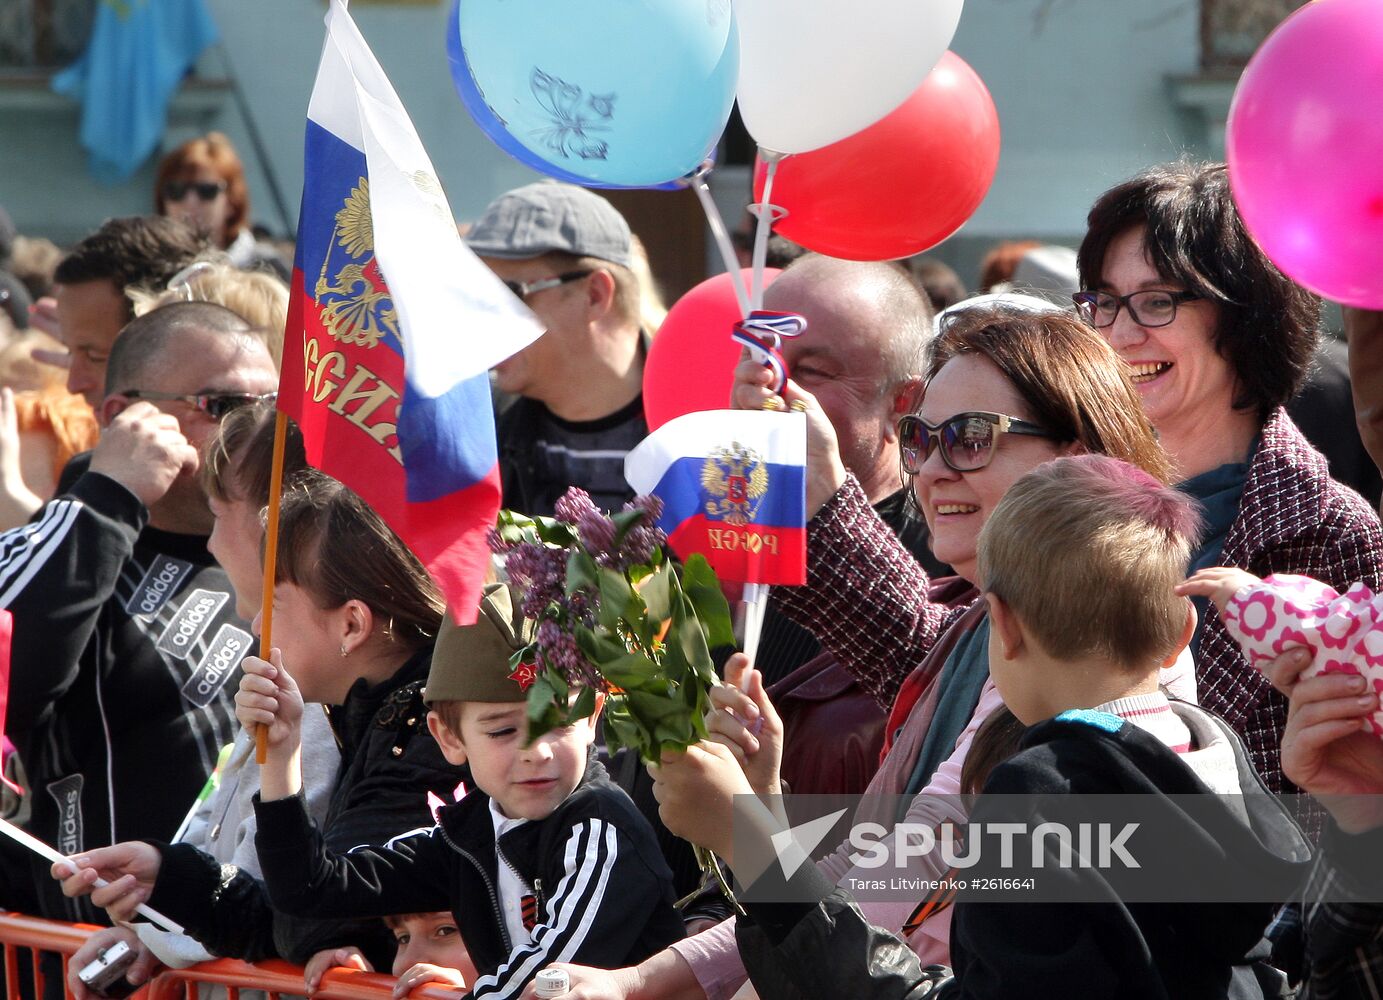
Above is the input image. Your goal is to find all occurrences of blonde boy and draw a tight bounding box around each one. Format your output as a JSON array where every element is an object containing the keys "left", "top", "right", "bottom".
[
  {"left": 938, "top": 454, "right": 1309, "bottom": 997},
  {"left": 250, "top": 584, "right": 684, "bottom": 1000},
  {"left": 978, "top": 452, "right": 1199, "bottom": 727}
]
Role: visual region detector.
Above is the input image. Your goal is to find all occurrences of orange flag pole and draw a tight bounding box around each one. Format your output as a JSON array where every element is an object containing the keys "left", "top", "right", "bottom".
[{"left": 255, "top": 411, "right": 290, "bottom": 764}]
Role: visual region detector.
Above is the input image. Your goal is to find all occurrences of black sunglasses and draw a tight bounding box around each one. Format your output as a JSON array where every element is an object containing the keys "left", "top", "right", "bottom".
[
  {"left": 123, "top": 390, "right": 276, "bottom": 419},
  {"left": 162, "top": 180, "right": 227, "bottom": 203},
  {"left": 898, "top": 411, "right": 1058, "bottom": 474},
  {"left": 501, "top": 270, "right": 591, "bottom": 301}
]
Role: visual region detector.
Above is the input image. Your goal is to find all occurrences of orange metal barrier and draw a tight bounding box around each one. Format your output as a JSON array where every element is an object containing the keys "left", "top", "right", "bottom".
[
  {"left": 0, "top": 914, "right": 463, "bottom": 1000},
  {"left": 143, "top": 960, "right": 463, "bottom": 1000},
  {"left": 0, "top": 912, "right": 102, "bottom": 1000}
]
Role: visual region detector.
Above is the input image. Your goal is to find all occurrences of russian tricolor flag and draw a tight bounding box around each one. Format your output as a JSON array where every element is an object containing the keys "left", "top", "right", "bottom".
[
  {"left": 279, "top": 0, "right": 543, "bottom": 623},
  {"left": 625, "top": 410, "right": 807, "bottom": 585}
]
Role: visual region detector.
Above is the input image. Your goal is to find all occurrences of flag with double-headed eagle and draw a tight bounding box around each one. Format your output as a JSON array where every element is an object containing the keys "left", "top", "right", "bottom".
[
  {"left": 625, "top": 410, "right": 806, "bottom": 585},
  {"left": 280, "top": 0, "right": 543, "bottom": 624}
]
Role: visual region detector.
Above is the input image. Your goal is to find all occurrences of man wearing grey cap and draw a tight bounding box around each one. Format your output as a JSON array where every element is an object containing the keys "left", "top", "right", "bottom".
[{"left": 466, "top": 181, "right": 648, "bottom": 517}]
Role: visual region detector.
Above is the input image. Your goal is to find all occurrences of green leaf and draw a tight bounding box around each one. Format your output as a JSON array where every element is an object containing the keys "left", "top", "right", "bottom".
[
  {"left": 564, "top": 684, "right": 597, "bottom": 726},
  {"left": 610, "top": 508, "right": 649, "bottom": 546},
  {"left": 497, "top": 509, "right": 535, "bottom": 531},
  {"left": 600, "top": 651, "right": 661, "bottom": 692},
  {"left": 597, "top": 567, "right": 636, "bottom": 631},
  {"left": 603, "top": 703, "right": 651, "bottom": 760},
  {"left": 545, "top": 662, "right": 569, "bottom": 703},
  {"left": 574, "top": 624, "right": 630, "bottom": 666},
  {"left": 639, "top": 563, "right": 672, "bottom": 627},
  {"left": 566, "top": 549, "right": 598, "bottom": 597},
  {"left": 525, "top": 674, "right": 563, "bottom": 744},
  {"left": 534, "top": 517, "right": 578, "bottom": 547},
  {"left": 681, "top": 555, "right": 736, "bottom": 649},
  {"left": 667, "top": 579, "right": 717, "bottom": 689}
]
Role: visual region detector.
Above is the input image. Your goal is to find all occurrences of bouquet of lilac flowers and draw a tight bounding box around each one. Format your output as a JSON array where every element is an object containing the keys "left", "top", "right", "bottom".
[{"left": 489, "top": 486, "right": 736, "bottom": 763}]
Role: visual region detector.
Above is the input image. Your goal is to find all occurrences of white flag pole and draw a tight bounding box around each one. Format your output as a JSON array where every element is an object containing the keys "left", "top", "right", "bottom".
[{"left": 0, "top": 817, "right": 185, "bottom": 934}]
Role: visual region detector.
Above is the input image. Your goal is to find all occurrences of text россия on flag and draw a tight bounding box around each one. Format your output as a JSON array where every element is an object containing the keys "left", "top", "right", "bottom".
[
  {"left": 279, "top": 0, "right": 543, "bottom": 624},
  {"left": 625, "top": 410, "right": 807, "bottom": 585}
]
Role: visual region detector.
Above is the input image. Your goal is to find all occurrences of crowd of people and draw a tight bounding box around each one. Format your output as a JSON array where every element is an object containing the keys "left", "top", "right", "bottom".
[{"left": 0, "top": 131, "right": 1381, "bottom": 1000}]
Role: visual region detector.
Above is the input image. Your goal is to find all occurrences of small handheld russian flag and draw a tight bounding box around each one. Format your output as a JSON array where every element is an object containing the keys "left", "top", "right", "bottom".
[{"left": 625, "top": 410, "right": 806, "bottom": 585}]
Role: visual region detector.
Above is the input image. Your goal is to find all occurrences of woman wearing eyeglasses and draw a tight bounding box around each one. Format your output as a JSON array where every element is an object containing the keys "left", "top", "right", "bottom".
[
  {"left": 1075, "top": 161, "right": 1383, "bottom": 797},
  {"left": 155, "top": 133, "right": 289, "bottom": 280}
]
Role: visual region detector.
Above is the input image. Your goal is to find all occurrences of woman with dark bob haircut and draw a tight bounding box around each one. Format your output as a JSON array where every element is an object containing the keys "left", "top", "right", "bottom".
[{"left": 1075, "top": 159, "right": 1383, "bottom": 794}]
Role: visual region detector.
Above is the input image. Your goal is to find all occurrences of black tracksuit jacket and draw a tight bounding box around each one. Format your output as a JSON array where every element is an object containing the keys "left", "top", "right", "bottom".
[{"left": 254, "top": 751, "right": 685, "bottom": 1000}]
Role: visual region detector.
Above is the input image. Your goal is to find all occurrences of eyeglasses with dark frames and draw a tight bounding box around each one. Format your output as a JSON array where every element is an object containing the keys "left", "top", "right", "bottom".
[
  {"left": 501, "top": 270, "right": 592, "bottom": 301},
  {"left": 898, "top": 411, "right": 1058, "bottom": 475},
  {"left": 123, "top": 390, "right": 277, "bottom": 419},
  {"left": 1072, "top": 289, "right": 1199, "bottom": 329},
  {"left": 162, "top": 180, "right": 228, "bottom": 203}
]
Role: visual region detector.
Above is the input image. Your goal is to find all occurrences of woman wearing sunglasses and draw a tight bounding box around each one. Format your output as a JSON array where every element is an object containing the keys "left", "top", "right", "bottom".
[
  {"left": 1076, "top": 161, "right": 1383, "bottom": 797},
  {"left": 537, "top": 304, "right": 1188, "bottom": 999},
  {"left": 154, "top": 133, "right": 289, "bottom": 279}
]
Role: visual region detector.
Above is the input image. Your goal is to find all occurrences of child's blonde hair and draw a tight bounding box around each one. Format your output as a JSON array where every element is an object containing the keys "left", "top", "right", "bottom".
[{"left": 977, "top": 454, "right": 1202, "bottom": 670}]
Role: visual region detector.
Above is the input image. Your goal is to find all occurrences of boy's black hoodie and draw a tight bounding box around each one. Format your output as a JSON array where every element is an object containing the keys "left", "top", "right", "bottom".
[
  {"left": 254, "top": 749, "right": 685, "bottom": 999},
  {"left": 736, "top": 703, "right": 1311, "bottom": 1000}
]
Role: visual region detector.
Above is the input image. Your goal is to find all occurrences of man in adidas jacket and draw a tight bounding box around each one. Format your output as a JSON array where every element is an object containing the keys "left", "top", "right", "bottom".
[{"left": 1, "top": 302, "right": 276, "bottom": 923}]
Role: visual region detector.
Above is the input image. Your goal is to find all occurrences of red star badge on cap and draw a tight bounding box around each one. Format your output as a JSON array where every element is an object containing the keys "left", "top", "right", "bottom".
[{"left": 509, "top": 660, "right": 538, "bottom": 692}]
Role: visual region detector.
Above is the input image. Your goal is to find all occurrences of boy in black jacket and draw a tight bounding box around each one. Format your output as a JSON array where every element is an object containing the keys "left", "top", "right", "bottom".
[{"left": 245, "top": 583, "right": 685, "bottom": 999}]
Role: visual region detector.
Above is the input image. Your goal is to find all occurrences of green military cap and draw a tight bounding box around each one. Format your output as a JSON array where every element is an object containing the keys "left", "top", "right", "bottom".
[{"left": 424, "top": 583, "right": 539, "bottom": 705}]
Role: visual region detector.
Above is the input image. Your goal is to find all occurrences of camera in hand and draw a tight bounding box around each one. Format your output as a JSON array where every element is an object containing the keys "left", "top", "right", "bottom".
[{"left": 77, "top": 940, "right": 138, "bottom": 998}]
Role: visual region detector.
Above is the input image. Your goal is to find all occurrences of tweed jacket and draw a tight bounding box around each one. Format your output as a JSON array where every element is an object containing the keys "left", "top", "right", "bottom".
[
  {"left": 771, "top": 476, "right": 966, "bottom": 715},
  {"left": 1199, "top": 407, "right": 1383, "bottom": 793}
]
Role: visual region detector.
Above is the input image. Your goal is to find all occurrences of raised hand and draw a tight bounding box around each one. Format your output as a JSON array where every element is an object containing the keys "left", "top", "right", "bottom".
[
  {"left": 730, "top": 353, "right": 846, "bottom": 516},
  {"left": 89, "top": 401, "right": 198, "bottom": 508}
]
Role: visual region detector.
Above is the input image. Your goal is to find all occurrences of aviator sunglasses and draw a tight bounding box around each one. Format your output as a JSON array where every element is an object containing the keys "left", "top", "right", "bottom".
[{"left": 898, "top": 411, "right": 1058, "bottom": 475}]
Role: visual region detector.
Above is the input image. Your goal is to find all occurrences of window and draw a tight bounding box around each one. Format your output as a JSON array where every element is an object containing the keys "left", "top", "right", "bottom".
[{"left": 0, "top": 0, "right": 96, "bottom": 71}]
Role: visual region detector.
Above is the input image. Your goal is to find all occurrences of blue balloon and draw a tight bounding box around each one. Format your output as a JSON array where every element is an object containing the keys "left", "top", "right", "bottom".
[{"left": 447, "top": 0, "right": 737, "bottom": 189}]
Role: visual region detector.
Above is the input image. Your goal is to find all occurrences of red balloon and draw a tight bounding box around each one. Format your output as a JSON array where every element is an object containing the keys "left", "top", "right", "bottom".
[
  {"left": 643, "top": 268, "right": 780, "bottom": 431},
  {"left": 753, "top": 51, "right": 1000, "bottom": 261}
]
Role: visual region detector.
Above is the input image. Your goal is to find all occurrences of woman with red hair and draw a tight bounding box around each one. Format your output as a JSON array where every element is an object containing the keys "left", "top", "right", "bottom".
[{"left": 155, "top": 132, "right": 288, "bottom": 278}]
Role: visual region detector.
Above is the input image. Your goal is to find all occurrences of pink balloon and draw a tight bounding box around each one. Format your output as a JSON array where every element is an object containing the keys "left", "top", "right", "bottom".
[
  {"left": 1226, "top": 0, "right": 1383, "bottom": 309},
  {"left": 643, "top": 268, "right": 780, "bottom": 432}
]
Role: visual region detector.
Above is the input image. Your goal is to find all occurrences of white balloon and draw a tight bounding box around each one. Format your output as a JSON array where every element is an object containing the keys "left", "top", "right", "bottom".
[{"left": 735, "top": 0, "right": 964, "bottom": 154}]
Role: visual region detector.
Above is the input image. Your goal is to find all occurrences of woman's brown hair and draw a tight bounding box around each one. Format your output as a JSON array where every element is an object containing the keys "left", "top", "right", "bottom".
[
  {"left": 276, "top": 469, "right": 444, "bottom": 652},
  {"left": 960, "top": 706, "right": 1027, "bottom": 795},
  {"left": 922, "top": 305, "right": 1173, "bottom": 484},
  {"left": 154, "top": 133, "right": 250, "bottom": 245},
  {"left": 200, "top": 400, "right": 307, "bottom": 506}
]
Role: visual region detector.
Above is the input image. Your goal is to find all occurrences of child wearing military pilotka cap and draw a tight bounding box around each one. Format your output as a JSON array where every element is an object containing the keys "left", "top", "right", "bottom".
[{"left": 248, "top": 583, "right": 685, "bottom": 1000}]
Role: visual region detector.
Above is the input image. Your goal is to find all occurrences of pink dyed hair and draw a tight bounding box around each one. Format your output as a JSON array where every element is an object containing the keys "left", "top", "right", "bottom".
[{"left": 977, "top": 454, "right": 1202, "bottom": 668}]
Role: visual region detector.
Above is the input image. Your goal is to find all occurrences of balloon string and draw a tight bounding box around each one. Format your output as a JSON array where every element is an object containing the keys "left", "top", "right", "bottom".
[
  {"left": 749, "top": 150, "right": 784, "bottom": 310},
  {"left": 692, "top": 173, "right": 751, "bottom": 318}
]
